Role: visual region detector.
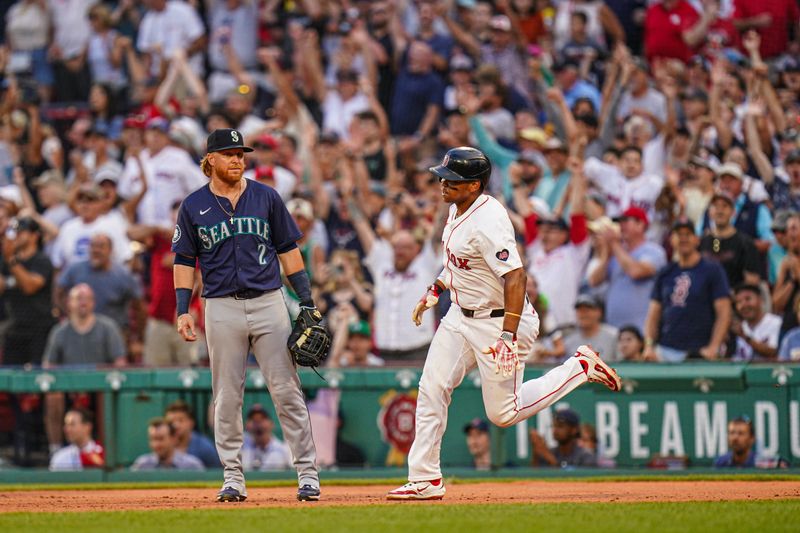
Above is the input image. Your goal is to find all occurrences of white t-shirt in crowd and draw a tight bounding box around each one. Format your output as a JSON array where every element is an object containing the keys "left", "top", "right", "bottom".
[
  {"left": 118, "top": 146, "right": 207, "bottom": 228},
  {"left": 48, "top": 0, "right": 95, "bottom": 58},
  {"left": 6, "top": 1, "right": 50, "bottom": 50},
  {"left": 241, "top": 434, "right": 293, "bottom": 471},
  {"left": 208, "top": 0, "right": 258, "bottom": 71},
  {"left": 243, "top": 166, "right": 296, "bottom": 201},
  {"left": 617, "top": 88, "right": 668, "bottom": 125},
  {"left": 339, "top": 352, "right": 385, "bottom": 367},
  {"left": 743, "top": 174, "right": 769, "bottom": 203},
  {"left": 478, "top": 108, "right": 516, "bottom": 143},
  {"left": 0, "top": 184, "right": 22, "bottom": 206},
  {"left": 80, "top": 152, "right": 123, "bottom": 182},
  {"left": 49, "top": 440, "right": 104, "bottom": 471},
  {"left": 366, "top": 239, "right": 439, "bottom": 351},
  {"left": 237, "top": 114, "right": 269, "bottom": 140},
  {"left": 137, "top": 1, "right": 205, "bottom": 77},
  {"left": 87, "top": 29, "right": 127, "bottom": 87},
  {"left": 322, "top": 91, "right": 370, "bottom": 141},
  {"left": 584, "top": 157, "right": 664, "bottom": 226},
  {"left": 50, "top": 212, "right": 132, "bottom": 269},
  {"left": 735, "top": 313, "right": 783, "bottom": 362},
  {"left": 526, "top": 239, "right": 591, "bottom": 328},
  {"left": 642, "top": 135, "right": 666, "bottom": 178}
]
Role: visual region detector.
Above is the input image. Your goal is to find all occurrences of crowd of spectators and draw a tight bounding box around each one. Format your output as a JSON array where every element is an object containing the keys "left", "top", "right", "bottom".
[
  {"left": 44, "top": 403, "right": 786, "bottom": 471},
  {"left": 0, "top": 0, "right": 799, "bottom": 465},
  {"left": 1, "top": 0, "right": 800, "bottom": 369}
]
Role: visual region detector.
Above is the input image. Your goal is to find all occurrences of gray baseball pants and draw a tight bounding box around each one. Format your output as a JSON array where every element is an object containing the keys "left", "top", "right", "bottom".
[{"left": 205, "top": 289, "right": 319, "bottom": 495}]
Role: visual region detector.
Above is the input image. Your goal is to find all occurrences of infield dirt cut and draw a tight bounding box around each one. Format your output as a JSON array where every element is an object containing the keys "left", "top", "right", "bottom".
[{"left": 2, "top": 480, "right": 800, "bottom": 513}]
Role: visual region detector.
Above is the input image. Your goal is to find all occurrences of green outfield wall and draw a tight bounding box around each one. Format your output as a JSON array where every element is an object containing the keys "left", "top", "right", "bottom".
[{"left": 1, "top": 363, "right": 798, "bottom": 469}]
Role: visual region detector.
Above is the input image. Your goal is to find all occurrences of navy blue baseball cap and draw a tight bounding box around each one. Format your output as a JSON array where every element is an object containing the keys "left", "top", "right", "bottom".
[
  {"left": 786, "top": 148, "right": 800, "bottom": 165},
  {"left": 463, "top": 418, "right": 489, "bottom": 433},
  {"left": 145, "top": 116, "right": 170, "bottom": 133},
  {"left": 671, "top": 217, "right": 695, "bottom": 233},
  {"left": 536, "top": 215, "right": 569, "bottom": 231},
  {"left": 554, "top": 408, "right": 580, "bottom": 427},
  {"left": 206, "top": 128, "right": 254, "bottom": 154},
  {"left": 574, "top": 294, "right": 602, "bottom": 309}
]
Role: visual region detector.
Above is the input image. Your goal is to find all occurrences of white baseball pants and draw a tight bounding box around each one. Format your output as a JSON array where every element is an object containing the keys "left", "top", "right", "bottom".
[{"left": 407, "top": 305, "right": 587, "bottom": 481}]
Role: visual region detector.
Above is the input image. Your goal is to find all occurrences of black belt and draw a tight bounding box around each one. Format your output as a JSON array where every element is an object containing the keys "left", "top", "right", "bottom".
[
  {"left": 461, "top": 308, "right": 505, "bottom": 318},
  {"left": 230, "top": 289, "right": 268, "bottom": 300}
]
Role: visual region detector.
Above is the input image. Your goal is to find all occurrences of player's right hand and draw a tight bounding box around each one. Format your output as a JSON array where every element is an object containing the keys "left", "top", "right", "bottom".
[
  {"left": 177, "top": 313, "right": 197, "bottom": 342},
  {"left": 412, "top": 284, "right": 442, "bottom": 326}
]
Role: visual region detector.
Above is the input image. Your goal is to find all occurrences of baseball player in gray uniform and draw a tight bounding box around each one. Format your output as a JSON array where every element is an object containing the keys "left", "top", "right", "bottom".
[{"left": 172, "top": 128, "right": 320, "bottom": 502}]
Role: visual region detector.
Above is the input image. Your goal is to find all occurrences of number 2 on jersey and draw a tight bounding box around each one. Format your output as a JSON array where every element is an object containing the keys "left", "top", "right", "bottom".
[{"left": 258, "top": 244, "right": 268, "bottom": 265}]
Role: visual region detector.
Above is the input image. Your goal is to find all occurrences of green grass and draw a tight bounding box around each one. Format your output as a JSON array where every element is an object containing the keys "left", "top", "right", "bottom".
[
  {"left": 1, "top": 472, "right": 798, "bottom": 492},
  {"left": 1, "top": 501, "right": 799, "bottom": 533}
]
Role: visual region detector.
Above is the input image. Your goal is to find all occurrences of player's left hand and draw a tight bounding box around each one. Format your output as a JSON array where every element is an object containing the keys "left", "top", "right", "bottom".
[
  {"left": 288, "top": 306, "right": 331, "bottom": 367},
  {"left": 177, "top": 314, "right": 197, "bottom": 342},
  {"left": 482, "top": 332, "right": 522, "bottom": 378}
]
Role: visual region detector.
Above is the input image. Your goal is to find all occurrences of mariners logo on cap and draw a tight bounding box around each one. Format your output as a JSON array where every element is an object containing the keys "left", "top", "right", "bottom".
[{"left": 206, "top": 128, "right": 254, "bottom": 153}]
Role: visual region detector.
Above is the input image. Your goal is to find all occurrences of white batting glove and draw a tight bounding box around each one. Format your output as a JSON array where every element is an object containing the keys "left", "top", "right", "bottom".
[
  {"left": 412, "top": 284, "right": 442, "bottom": 326},
  {"left": 482, "top": 331, "right": 522, "bottom": 378}
]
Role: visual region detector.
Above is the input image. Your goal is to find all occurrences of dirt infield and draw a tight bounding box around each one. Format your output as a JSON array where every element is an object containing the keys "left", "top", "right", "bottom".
[{"left": 2, "top": 481, "right": 799, "bottom": 513}]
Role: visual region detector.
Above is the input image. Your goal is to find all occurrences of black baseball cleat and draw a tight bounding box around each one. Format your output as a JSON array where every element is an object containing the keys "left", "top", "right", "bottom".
[
  {"left": 297, "top": 484, "right": 321, "bottom": 501},
  {"left": 217, "top": 487, "right": 247, "bottom": 502}
]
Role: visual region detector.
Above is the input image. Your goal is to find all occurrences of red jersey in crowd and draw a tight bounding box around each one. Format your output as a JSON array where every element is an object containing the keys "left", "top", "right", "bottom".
[
  {"left": 79, "top": 441, "right": 105, "bottom": 468},
  {"left": 702, "top": 17, "right": 742, "bottom": 58},
  {"left": 733, "top": 0, "right": 800, "bottom": 59},
  {"left": 148, "top": 233, "right": 203, "bottom": 327},
  {"left": 148, "top": 233, "right": 177, "bottom": 323},
  {"left": 644, "top": 0, "right": 700, "bottom": 63}
]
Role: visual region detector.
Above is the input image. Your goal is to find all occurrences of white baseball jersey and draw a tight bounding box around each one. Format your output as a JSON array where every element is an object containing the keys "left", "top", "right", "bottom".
[
  {"left": 366, "top": 239, "right": 438, "bottom": 351},
  {"left": 407, "top": 193, "right": 589, "bottom": 482},
  {"left": 137, "top": 0, "right": 205, "bottom": 77},
  {"left": 436, "top": 194, "right": 522, "bottom": 310},
  {"left": 119, "top": 146, "right": 207, "bottom": 228},
  {"left": 584, "top": 157, "right": 664, "bottom": 223},
  {"left": 527, "top": 239, "right": 591, "bottom": 328}
]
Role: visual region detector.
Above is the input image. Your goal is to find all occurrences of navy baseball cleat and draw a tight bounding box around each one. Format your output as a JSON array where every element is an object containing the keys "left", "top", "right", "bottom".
[
  {"left": 297, "top": 484, "right": 321, "bottom": 501},
  {"left": 217, "top": 487, "right": 247, "bottom": 502}
]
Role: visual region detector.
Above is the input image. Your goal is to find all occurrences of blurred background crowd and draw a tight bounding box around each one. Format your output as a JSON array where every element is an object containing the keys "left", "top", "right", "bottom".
[{"left": 0, "top": 0, "right": 798, "bottom": 467}]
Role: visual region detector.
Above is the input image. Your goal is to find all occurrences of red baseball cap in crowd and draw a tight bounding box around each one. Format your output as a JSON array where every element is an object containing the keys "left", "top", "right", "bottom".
[
  {"left": 254, "top": 165, "right": 274, "bottom": 181},
  {"left": 253, "top": 134, "right": 279, "bottom": 150},
  {"left": 616, "top": 206, "right": 649, "bottom": 227}
]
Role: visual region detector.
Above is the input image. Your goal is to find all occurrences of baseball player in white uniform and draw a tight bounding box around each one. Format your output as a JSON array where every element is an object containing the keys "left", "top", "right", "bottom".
[{"left": 387, "top": 147, "right": 621, "bottom": 501}]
